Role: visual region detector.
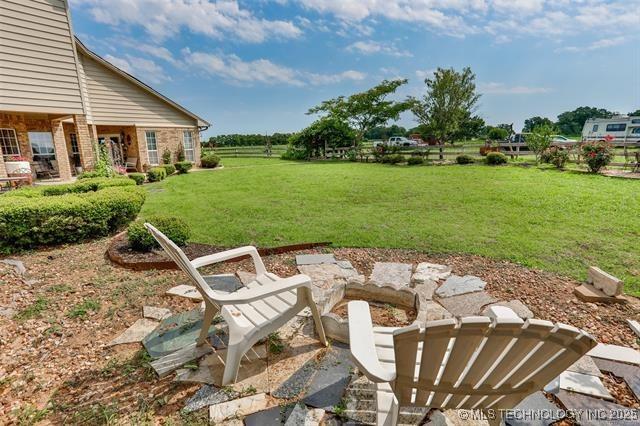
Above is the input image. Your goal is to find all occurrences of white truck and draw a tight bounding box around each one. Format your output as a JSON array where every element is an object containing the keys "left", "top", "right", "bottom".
[{"left": 582, "top": 116, "right": 640, "bottom": 144}]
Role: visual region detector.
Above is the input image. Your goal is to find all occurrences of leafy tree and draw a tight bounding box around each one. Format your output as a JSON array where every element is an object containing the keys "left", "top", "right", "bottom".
[
  {"left": 284, "top": 117, "right": 355, "bottom": 159},
  {"left": 485, "top": 126, "right": 509, "bottom": 141},
  {"left": 411, "top": 67, "right": 481, "bottom": 145},
  {"left": 527, "top": 123, "right": 555, "bottom": 164},
  {"left": 556, "top": 107, "right": 614, "bottom": 135},
  {"left": 307, "top": 79, "right": 413, "bottom": 145},
  {"left": 364, "top": 124, "right": 407, "bottom": 141},
  {"left": 523, "top": 116, "right": 554, "bottom": 133},
  {"left": 453, "top": 113, "right": 485, "bottom": 140},
  {"left": 629, "top": 109, "right": 640, "bottom": 116}
]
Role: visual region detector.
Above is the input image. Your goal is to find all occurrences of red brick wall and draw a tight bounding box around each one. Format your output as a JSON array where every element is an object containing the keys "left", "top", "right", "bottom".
[{"left": 136, "top": 127, "right": 201, "bottom": 169}]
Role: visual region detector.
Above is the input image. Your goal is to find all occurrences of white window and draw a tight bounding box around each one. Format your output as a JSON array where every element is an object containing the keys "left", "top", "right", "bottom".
[
  {"left": 29, "top": 132, "right": 56, "bottom": 161},
  {"left": 69, "top": 133, "right": 80, "bottom": 155},
  {"left": 183, "top": 130, "right": 195, "bottom": 162},
  {"left": 145, "top": 131, "right": 159, "bottom": 165},
  {"left": 0, "top": 128, "right": 20, "bottom": 159}
]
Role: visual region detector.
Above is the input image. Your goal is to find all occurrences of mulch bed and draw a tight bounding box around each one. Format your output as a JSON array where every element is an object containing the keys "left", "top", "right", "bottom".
[{"left": 331, "top": 298, "right": 417, "bottom": 327}]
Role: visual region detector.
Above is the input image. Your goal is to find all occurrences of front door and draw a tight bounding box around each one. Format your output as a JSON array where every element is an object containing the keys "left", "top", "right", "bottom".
[{"left": 97, "top": 134, "right": 124, "bottom": 167}]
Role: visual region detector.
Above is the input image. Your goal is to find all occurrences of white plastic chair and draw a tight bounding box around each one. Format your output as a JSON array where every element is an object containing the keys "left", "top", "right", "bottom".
[
  {"left": 125, "top": 157, "right": 138, "bottom": 171},
  {"left": 145, "top": 224, "right": 328, "bottom": 384},
  {"left": 348, "top": 301, "right": 597, "bottom": 426}
]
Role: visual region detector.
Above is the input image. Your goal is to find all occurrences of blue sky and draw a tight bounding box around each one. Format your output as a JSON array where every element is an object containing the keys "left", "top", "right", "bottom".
[{"left": 69, "top": 1, "right": 639, "bottom": 137}]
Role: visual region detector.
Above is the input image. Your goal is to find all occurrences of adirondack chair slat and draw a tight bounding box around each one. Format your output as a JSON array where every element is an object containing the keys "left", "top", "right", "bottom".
[{"left": 394, "top": 326, "right": 422, "bottom": 405}]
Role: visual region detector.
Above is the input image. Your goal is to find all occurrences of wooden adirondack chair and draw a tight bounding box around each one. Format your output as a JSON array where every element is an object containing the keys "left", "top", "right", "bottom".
[
  {"left": 125, "top": 157, "right": 138, "bottom": 171},
  {"left": 145, "top": 224, "right": 328, "bottom": 384},
  {"left": 348, "top": 301, "right": 597, "bottom": 426}
]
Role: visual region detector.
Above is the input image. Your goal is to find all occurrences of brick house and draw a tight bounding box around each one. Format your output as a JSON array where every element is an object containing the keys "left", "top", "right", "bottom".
[{"left": 0, "top": 0, "right": 209, "bottom": 181}]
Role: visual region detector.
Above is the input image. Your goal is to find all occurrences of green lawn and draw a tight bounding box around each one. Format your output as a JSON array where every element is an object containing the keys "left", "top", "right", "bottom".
[{"left": 143, "top": 158, "right": 640, "bottom": 295}]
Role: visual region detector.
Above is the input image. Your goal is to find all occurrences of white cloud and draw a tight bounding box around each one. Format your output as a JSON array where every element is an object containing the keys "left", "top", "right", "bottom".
[
  {"left": 72, "top": 0, "right": 301, "bottom": 43},
  {"left": 558, "top": 36, "right": 627, "bottom": 53},
  {"left": 103, "top": 54, "right": 171, "bottom": 84},
  {"left": 347, "top": 40, "right": 412, "bottom": 57},
  {"left": 415, "top": 68, "right": 437, "bottom": 80},
  {"left": 479, "top": 82, "right": 551, "bottom": 95},
  {"left": 182, "top": 49, "right": 366, "bottom": 86}
]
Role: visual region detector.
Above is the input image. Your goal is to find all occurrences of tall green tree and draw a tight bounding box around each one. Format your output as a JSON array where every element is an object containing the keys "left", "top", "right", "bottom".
[
  {"left": 527, "top": 123, "right": 555, "bottom": 164},
  {"left": 307, "top": 79, "right": 413, "bottom": 145},
  {"left": 285, "top": 117, "right": 356, "bottom": 159},
  {"left": 410, "top": 67, "right": 481, "bottom": 145},
  {"left": 523, "top": 116, "right": 554, "bottom": 133},
  {"left": 556, "top": 107, "right": 614, "bottom": 135},
  {"left": 629, "top": 109, "right": 640, "bottom": 116}
]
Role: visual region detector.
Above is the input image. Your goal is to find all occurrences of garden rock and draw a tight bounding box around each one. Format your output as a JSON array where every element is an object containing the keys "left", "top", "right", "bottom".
[
  {"left": 143, "top": 306, "right": 172, "bottom": 321},
  {"left": 436, "top": 275, "right": 486, "bottom": 298},
  {"left": 369, "top": 262, "right": 412, "bottom": 290},
  {"left": 183, "top": 384, "right": 235, "bottom": 413},
  {"left": 482, "top": 300, "right": 533, "bottom": 319},
  {"left": 209, "top": 392, "right": 269, "bottom": 423},
  {"left": 107, "top": 318, "right": 158, "bottom": 346},
  {"left": 587, "top": 266, "right": 623, "bottom": 296},
  {"left": 412, "top": 262, "right": 451, "bottom": 285},
  {"left": 438, "top": 292, "right": 497, "bottom": 317},
  {"left": 573, "top": 283, "right": 627, "bottom": 304}
]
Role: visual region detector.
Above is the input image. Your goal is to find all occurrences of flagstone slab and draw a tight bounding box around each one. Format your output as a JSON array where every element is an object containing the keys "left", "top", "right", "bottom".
[
  {"left": 412, "top": 262, "right": 451, "bottom": 285},
  {"left": 482, "top": 300, "right": 534, "bottom": 320},
  {"left": 166, "top": 284, "right": 202, "bottom": 301},
  {"left": 150, "top": 342, "right": 213, "bottom": 377},
  {"left": 567, "top": 356, "right": 602, "bottom": 377},
  {"left": 436, "top": 275, "right": 486, "bottom": 298},
  {"left": 270, "top": 332, "right": 325, "bottom": 398},
  {"left": 505, "top": 391, "right": 560, "bottom": 426},
  {"left": 143, "top": 306, "right": 172, "bottom": 321},
  {"left": 142, "top": 308, "right": 219, "bottom": 358},
  {"left": 573, "top": 283, "right": 627, "bottom": 304},
  {"left": 438, "top": 292, "right": 497, "bottom": 317},
  {"left": 588, "top": 343, "right": 640, "bottom": 365},
  {"left": 416, "top": 301, "right": 453, "bottom": 324},
  {"left": 183, "top": 384, "right": 235, "bottom": 413},
  {"left": 592, "top": 357, "right": 640, "bottom": 400},
  {"left": 626, "top": 320, "right": 640, "bottom": 338},
  {"left": 244, "top": 405, "right": 295, "bottom": 426},
  {"left": 107, "top": 318, "right": 158, "bottom": 346},
  {"left": 209, "top": 392, "right": 269, "bottom": 423},
  {"left": 203, "top": 273, "right": 243, "bottom": 294},
  {"left": 298, "top": 261, "right": 362, "bottom": 314},
  {"left": 236, "top": 270, "right": 256, "bottom": 285},
  {"left": 0, "top": 259, "right": 26, "bottom": 276},
  {"left": 556, "top": 390, "right": 628, "bottom": 426},
  {"left": 369, "top": 262, "right": 412, "bottom": 290},
  {"left": 303, "top": 343, "right": 354, "bottom": 410},
  {"left": 272, "top": 355, "right": 320, "bottom": 399},
  {"left": 587, "top": 266, "right": 623, "bottom": 296},
  {"left": 296, "top": 254, "right": 337, "bottom": 265},
  {"left": 558, "top": 371, "right": 613, "bottom": 400},
  {"left": 284, "top": 403, "right": 325, "bottom": 426}
]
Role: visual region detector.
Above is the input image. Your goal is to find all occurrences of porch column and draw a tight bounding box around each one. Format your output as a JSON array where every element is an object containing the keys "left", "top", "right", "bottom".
[
  {"left": 51, "top": 119, "right": 73, "bottom": 181},
  {"left": 73, "top": 115, "right": 96, "bottom": 171},
  {"left": 136, "top": 127, "right": 149, "bottom": 171},
  {"left": 0, "top": 149, "right": 7, "bottom": 178}
]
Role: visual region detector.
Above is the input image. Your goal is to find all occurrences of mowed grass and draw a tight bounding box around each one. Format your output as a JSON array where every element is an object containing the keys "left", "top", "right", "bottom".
[{"left": 143, "top": 158, "right": 640, "bottom": 295}]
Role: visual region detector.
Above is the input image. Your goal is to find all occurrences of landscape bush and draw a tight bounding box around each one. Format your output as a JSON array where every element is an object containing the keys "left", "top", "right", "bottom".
[
  {"left": 280, "top": 147, "right": 308, "bottom": 161},
  {"left": 485, "top": 152, "right": 508, "bottom": 165},
  {"left": 147, "top": 167, "right": 167, "bottom": 182},
  {"left": 0, "top": 186, "right": 145, "bottom": 253},
  {"left": 175, "top": 161, "right": 193, "bottom": 174},
  {"left": 456, "top": 154, "right": 476, "bottom": 165},
  {"left": 77, "top": 170, "right": 106, "bottom": 180},
  {"left": 127, "top": 215, "right": 191, "bottom": 252},
  {"left": 162, "top": 148, "right": 172, "bottom": 165},
  {"left": 201, "top": 154, "right": 221, "bottom": 168},
  {"left": 161, "top": 164, "right": 176, "bottom": 176},
  {"left": 541, "top": 146, "right": 569, "bottom": 169},
  {"left": 386, "top": 154, "right": 405, "bottom": 164},
  {"left": 407, "top": 156, "right": 424, "bottom": 166},
  {"left": 582, "top": 141, "right": 614, "bottom": 173},
  {"left": 35, "top": 177, "right": 134, "bottom": 196},
  {"left": 128, "top": 173, "right": 146, "bottom": 185}
]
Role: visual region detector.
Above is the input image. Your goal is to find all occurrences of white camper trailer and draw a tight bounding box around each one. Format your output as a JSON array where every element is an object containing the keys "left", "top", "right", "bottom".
[{"left": 582, "top": 116, "right": 640, "bottom": 144}]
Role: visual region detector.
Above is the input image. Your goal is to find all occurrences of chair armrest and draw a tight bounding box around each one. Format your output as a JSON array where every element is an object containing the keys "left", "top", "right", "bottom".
[
  {"left": 348, "top": 301, "right": 396, "bottom": 383},
  {"left": 214, "top": 274, "right": 311, "bottom": 305},
  {"left": 191, "top": 246, "right": 267, "bottom": 275}
]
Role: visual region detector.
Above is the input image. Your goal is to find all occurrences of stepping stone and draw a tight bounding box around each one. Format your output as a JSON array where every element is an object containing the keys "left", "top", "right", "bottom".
[
  {"left": 438, "top": 292, "right": 497, "bottom": 317},
  {"left": 369, "top": 262, "right": 412, "bottom": 290},
  {"left": 183, "top": 384, "right": 235, "bottom": 413},
  {"left": 587, "top": 266, "right": 623, "bottom": 296},
  {"left": 558, "top": 371, "right": 613, "bottom": 400},
  {"left": 107, "top": 318, "right": 158, "bottom": 346},
  {"left": 166, "top": 284, "right": 202, "bottom": 301},
  {"left": 209, "top": 392, "right": 269, "bottom": 423},
  {"left": 203, "top": 273, "right": 243, "bottom": 294},
  {"left": 436, "top": 275, "right": 486, "bottom": 298},
  {"left": 593, "top": 357, "right": 640, "bottom": 400},
  {"left": 143, "top": 306, "right": 171, "bottom": 321},
  {"left": 150, "top": 342, "right": 213, "bottom": 377},
  {"left": 574, "top": 284, "right": 627, "bottom": 304},
  {"left": 142, "top": 308, "right": 219, "bottom": 358},
  {"left": 414, "top": 279, "right": 437, "bottom": 301},
  {"left": 296, "top": 254, "right": 337, "bottom": 265},
  {"left": 627, "top": 319, "right": 640, "bottom": 338},
  {"left": 482, "top": 300, "right": 534, "bottom": 320},
  {"left": 284, "top": 402, "right": 325, "bottom": 426},
  {"left": 303, "top": 343, "right": 354, "bottom": 410},
  {"left": 420, "top": 301, "right": 453, "bottom": 322},
  {"left": 588, "top": 343, "right": 640, "bottom": 365},
  {"left": 236, "top": 270, "right": 256, "bottom": 285},
  {"left": 245, "top": 405, "right": 295, "bottom": 426},
  {"left": 412, "top": 262, "right": 451, "bottom": 285},
  {"left": 272, "top": 356, "right": 320, "bottom": 399},
  {"left": 556, "top": 389, "right": 628, "bottom": 426},
  {"left": 567, "top": 355, "right": 602, "bottom": 377},
  {"left": 505, "top": 391, "right": 560, "bottom": 426},
  {"left": 0, "top": 259, "right": 26, "bottom": 276}
]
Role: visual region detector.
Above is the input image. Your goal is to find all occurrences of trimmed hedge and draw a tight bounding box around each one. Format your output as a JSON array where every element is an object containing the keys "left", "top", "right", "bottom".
[
  {"left": 456, "top": 154, "right": 476, "bottom": 165},
  {"left": 407, "top": 157, "right": 424, "bottom": 166},
  {"left": 175, "top": 161, "right": 193, "bottom": 174},
  {"left": 485, "top": 152, "right": 508, "bottom": 165},
  {"left": 0, "top": 185, "right": 145, "bottom": 253},
  {"left": 40, "top": 177, "right": 135, "bottom": 196},
  {"left": 128, "top": 173, "right": 146, "bottom": 185},
  {"left": 147, "top": 167, "right": 167, "bottom": 182},
  {"left": 201, "top": 154, "right": 220, "bottom": 169},
  {"left": 161, "top": 164, "right": 176, "bottom": 176},
  {"left": 127, "top": 215, "right": 191, "bottom": 252}
]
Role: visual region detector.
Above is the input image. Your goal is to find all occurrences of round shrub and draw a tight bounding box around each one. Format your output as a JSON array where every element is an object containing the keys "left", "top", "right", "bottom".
[
  {"left": 201, "top": 154, "right": 221, "bottom": 168},
  {"left": 162, "top": 164, "right": 176, "bottom": 176},
  {"left": 407, "top": 156, "right": 424, "bottom": 166},
  {"left": 147, "top": 167, "right": 167, "bottom": 182},
  {"left": 456, "top": 154, "right": 475, "bottom": 165},
  {"left": 582, "top": 141, "right": 613, "bottom": 173},
  {"left": 175, "top": 161, "right": 193, "bottom": 174},
  {"left": 0, "top": 185, "right": 145, "bottom": 253},
  {"left": 541, "top": 146, "right": 569, "bottom": 169},
  {"left": 485, "top": 152, "right": 508, "bottom": 165},
  {"left": 127, "top": 215, "right": 191, "bottom": 252},
  {"left": 128, "top": 173, "right": 146, "bottom": 185},
  {"left": 41, "top": 177, "right": 134, "bottom": 196}
]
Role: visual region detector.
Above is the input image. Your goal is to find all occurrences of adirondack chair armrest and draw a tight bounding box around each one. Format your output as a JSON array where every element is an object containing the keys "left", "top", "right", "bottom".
[
  {"left": 348, "top": 301, "right": 396, "bottom": 383},
  {"left": 191, "top": 246, "right": 267, "bottom": 275},
  {"left": 214, "top": 274, "right": 312, "bottom": 305}
]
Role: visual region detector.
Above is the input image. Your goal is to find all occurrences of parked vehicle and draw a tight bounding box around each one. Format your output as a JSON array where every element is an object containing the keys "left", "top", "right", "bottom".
[
  {"left": 551, "top": 135, "right": 577, "bottom": 144},
  {"left": 582, "top": 116, "right": 640, "bottom": 144},
  {"left": 387, "top": 136, "right": 417, "bottom": 147}
]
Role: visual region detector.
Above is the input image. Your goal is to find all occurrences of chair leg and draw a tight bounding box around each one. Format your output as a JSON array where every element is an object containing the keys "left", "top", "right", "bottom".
[
  {"left": 196, "top": 303, "right": 218, "bottom": 346},
  {"left": 303, "top": 287, "right": 328, "bottom": 346},
  {"left": 377, "top": 388, "right": 399, "bottom": 426},
  {"left": 222, "top": 340, "right": 247, "bottom": 385}
]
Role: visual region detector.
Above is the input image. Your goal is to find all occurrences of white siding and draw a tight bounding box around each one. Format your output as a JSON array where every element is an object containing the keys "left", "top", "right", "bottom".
[
  {"left": 80, "top": 52, "right": 196, "bottom": 127},
  {"left": 0, "top": 0, "right": 84, "bottom": 114}
]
